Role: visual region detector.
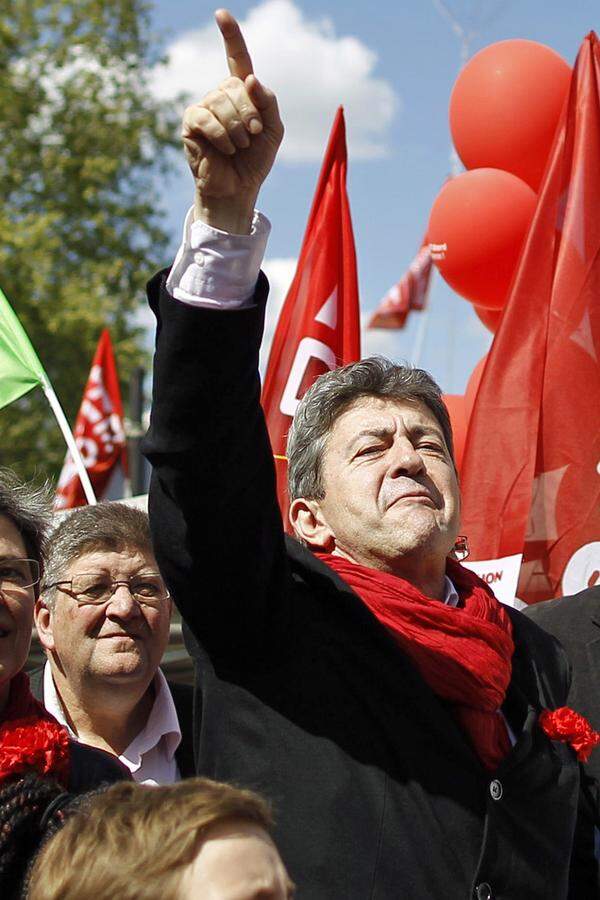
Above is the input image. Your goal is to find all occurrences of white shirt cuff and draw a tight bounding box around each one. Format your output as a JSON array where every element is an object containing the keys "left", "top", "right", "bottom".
[{"left": 166, "top": 207, "right": 271, "bottom": 309}]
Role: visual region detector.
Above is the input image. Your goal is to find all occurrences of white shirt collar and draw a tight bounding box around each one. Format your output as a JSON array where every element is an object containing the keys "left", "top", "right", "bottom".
[
  {"left": 443, "top": 576, "right": 460, "bottom": 608},
  {"left": 43, "top": 661, "right": 75, "bottom": 736},
  {"left": 125, "top": 668, "right": 181, "bottom": 766},
  {"left": 42, "top": 662, "right": 182, "bottom": 767}
]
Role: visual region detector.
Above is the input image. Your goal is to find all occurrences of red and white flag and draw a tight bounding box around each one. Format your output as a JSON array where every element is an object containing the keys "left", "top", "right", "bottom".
[
  {"left": 460, "top": 32, "right": 600, "bottom": 606},
  {"left": 261, "top": 107, "right": 361, "bottom": 527},
  {"left": 55, "top": 329, "right": 127, "bottom": 510},
  {"left": 368, "top": 238, "right": 432, "bottom": 329}
]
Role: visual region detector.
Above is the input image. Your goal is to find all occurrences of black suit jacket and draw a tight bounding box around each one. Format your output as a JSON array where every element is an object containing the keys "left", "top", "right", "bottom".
[
  {"left": 29, "top": 666, "right": 194, "bottom": 779},
  {"left": 524, "top": 587, "right": 600, "bottom": 784},
  {"left": 142, "top": 268, "right": 598, "bottom": 899}
]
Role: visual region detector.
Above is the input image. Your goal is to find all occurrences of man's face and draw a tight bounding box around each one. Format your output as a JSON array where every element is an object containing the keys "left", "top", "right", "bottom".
[
  {"left": 37, "top": 545, "right": 171, "bottom": 690},
  {"left": 308, "top": 397, "right": 460, "bottom": 569},
  {"left": 0, "top": 514, "right": 35, "bottom": 693}
]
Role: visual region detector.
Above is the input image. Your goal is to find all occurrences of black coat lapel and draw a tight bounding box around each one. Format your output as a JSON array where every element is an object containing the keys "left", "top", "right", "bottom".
[
  {"left": 500, "top": 609, "right": 570, "bottom": 782},
  {"left": 170, "top": 681, "right": 195, "bottom": 778}
]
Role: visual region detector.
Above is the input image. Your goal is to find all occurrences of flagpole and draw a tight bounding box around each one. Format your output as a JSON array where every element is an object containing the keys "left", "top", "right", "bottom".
[{"left": 40, "top": 378, "right": 97, "bottom": 506}]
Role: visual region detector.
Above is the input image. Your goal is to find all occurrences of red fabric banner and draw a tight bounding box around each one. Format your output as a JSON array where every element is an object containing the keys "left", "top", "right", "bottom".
[
  {"left": 460, "top": 32, "right": 600, "bottom": 604},
  {"left": 261, "top": 107, "right": 361, "bottom": 527},
  {"left": 368, "top": 238, "right": 432, "bottom": 330},
  {"left": 55, "top": 329, "right": 127, "bottom": 510}
]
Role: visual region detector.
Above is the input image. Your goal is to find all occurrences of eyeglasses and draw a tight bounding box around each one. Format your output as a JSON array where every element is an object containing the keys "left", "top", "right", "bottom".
[
  {"left": 45, "top": 573, "right": 170, "bottom": 607},
  {"left": 0, "top": 558, "right": 40, "bottom": 593}
]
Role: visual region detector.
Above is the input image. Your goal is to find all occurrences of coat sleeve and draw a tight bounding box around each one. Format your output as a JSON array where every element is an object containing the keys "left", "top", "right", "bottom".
[{"left": 141, "top": 269, "right": 292, "bottom": 671}]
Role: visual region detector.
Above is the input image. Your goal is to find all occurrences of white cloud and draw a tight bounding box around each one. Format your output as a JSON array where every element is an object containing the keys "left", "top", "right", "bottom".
[{"left": 150, "top": 0, "right": 399, "bottom": 162}]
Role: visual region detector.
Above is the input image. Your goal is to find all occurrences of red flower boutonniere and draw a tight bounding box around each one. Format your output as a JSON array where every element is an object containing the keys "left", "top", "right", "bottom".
[
  {"left": 539, "top": 707, "right": 600, "bottom": 762},
  {"left": 0, "top": 715, "right": 70, "bottom": 786}
]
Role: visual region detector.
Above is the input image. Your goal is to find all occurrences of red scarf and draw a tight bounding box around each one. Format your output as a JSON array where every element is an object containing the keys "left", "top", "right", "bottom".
[
  {"left": 316, "top": 553, "right": 514, "bottom": 771},
  {"left": 0, "top": 671, "right": 70, "bottom": 785}
]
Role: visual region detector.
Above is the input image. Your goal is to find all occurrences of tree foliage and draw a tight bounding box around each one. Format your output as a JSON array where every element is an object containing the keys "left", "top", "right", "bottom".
[{"left": 0, "top": 0, "right": 178, "bottom": 481}]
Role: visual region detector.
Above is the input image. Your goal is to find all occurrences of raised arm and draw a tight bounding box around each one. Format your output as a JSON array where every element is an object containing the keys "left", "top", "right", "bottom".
[
  {"left": 143, "top": 11, "right": 289, "bottom": 670},
  {"left": 183, "top": 8, "right": 283, "bottom": 234}
]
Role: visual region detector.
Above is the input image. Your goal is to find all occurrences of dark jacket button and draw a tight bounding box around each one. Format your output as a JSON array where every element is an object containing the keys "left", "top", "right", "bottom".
[{"left": 489, "top": 779, "right": 503, "bottom": 801}]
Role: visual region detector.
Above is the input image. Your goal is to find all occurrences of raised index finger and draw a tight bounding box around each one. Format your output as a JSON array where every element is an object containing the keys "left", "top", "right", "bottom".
[{"left": 215, "top": 9, "right": 254, "bottom": 80}]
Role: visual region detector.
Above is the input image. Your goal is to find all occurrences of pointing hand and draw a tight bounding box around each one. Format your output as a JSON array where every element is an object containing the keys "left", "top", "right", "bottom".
[{"left": 182, "top": 9, "right": 284, "bottom": 233}]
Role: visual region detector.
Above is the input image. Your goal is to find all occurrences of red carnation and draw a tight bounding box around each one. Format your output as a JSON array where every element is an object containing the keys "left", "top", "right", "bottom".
[
  {"left": 0, "top": 715, "right": 70, "bottom": 785},
  {"left": 539, "top": 707, "right": 600, "bottom": 762}
]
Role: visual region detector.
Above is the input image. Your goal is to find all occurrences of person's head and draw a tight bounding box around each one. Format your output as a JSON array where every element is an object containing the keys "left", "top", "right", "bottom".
[
  {"left": 28, "top": 778, "right": 295, "bottom": 900},
  {"left": 287, "top": 357, "right": 460, "bottom": 575},
  {"left": 35, "top": 502, "right": 171, "bottom": 696},
  {"left": 0, "top": 470, "right": 50, "bottom": 711}
]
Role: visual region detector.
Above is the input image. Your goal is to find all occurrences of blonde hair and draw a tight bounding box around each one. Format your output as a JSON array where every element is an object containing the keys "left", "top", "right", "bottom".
[{"left": 27, "top": 778, "right": 273, "bottom": 900}]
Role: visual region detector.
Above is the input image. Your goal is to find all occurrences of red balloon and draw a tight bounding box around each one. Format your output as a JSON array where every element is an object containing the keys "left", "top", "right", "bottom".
[
  {"left": 450, "top": 39, "right": 571, "bottom": 191},
  {"left": 428, "top": 168, "right": 536, "bottom": 309},
  {"left": 443, "top": 394, "right": 468, "bottom": 474},
  {"left": 474, "top": 305, "right": 502, "bottom": 334},
  {"left": 465, "top": 355, "right": 488, "bottom": 418}
]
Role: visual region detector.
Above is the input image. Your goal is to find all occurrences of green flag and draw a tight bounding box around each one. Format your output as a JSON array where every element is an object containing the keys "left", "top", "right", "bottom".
[
  {"left": 0, "top": 286, "right": 47, "bottom": 409},
  {"left": 0, "top": 285, "right": 96, "bottom": 502}
]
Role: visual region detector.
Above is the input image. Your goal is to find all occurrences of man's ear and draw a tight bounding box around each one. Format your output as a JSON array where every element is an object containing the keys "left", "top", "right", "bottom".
[
  {"left": 289, "top": 497, "right": 335, "bottom": 551},
  {"left": 35, "top": 597, "right": 56, "bottom": 653}
]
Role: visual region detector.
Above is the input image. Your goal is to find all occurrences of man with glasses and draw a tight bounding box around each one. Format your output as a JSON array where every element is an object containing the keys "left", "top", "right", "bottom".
[{"left": 31, "top": 502, "right": 194, "bottom": 784}]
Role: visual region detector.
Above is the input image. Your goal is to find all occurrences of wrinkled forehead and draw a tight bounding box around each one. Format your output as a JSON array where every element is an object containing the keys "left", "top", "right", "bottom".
[
  {"left": 63, "top": 544, "right": 157, "bottom": 577},
  {"left": 327, "top": 396, "right": 444, "bottom": 447}
]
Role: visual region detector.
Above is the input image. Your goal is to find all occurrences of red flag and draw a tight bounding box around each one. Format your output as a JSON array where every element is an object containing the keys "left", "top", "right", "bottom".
[
  {"left": 261, "top": 107, "right": 360, "bottom": 527},
  {"left": 368, "top": 238, "right": 432, "bottom": 329},
  {"left": 460, "top": 32, "right": 600, "bottom": 605},
  {"left": 55, "top": 329, "right": 127, "bottom": 510}
]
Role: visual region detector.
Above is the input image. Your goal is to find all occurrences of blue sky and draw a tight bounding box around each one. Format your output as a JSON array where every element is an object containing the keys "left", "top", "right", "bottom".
[{"left": 147, "top": 0, "right": 599, "bottom": 393}]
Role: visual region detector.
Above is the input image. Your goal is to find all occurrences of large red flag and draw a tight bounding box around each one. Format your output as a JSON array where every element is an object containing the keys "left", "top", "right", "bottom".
[
  {"left": 55, "top": 329, "right": 127, "bottom": 510},
  {"left": 261, "top": 107, "right": 360, "bottom": 527},
  {"left": 368, "top": 238, "right": 432, "bottom": 330},
  {"left": 460, "top": 32, "right": 600, "bottom": 605}
]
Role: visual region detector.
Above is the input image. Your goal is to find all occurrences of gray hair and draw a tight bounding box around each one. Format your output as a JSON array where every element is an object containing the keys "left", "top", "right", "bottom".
[
  {"left": 43, "top": 502, "right": 153, "bottom": 609},
  {"left": 0, "top": 468, "right": 51, "bottom": 593},
  {"left": 287, "top": 357, "right": 454, "bottom": 501}
]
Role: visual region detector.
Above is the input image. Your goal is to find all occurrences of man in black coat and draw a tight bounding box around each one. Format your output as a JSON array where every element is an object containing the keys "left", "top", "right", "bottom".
[
  {"left": 142, "top": 10, "right": 598, "bottom": 898},
  {"left": 524, "top": 586, "right": 600, "bottom": 784}
]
